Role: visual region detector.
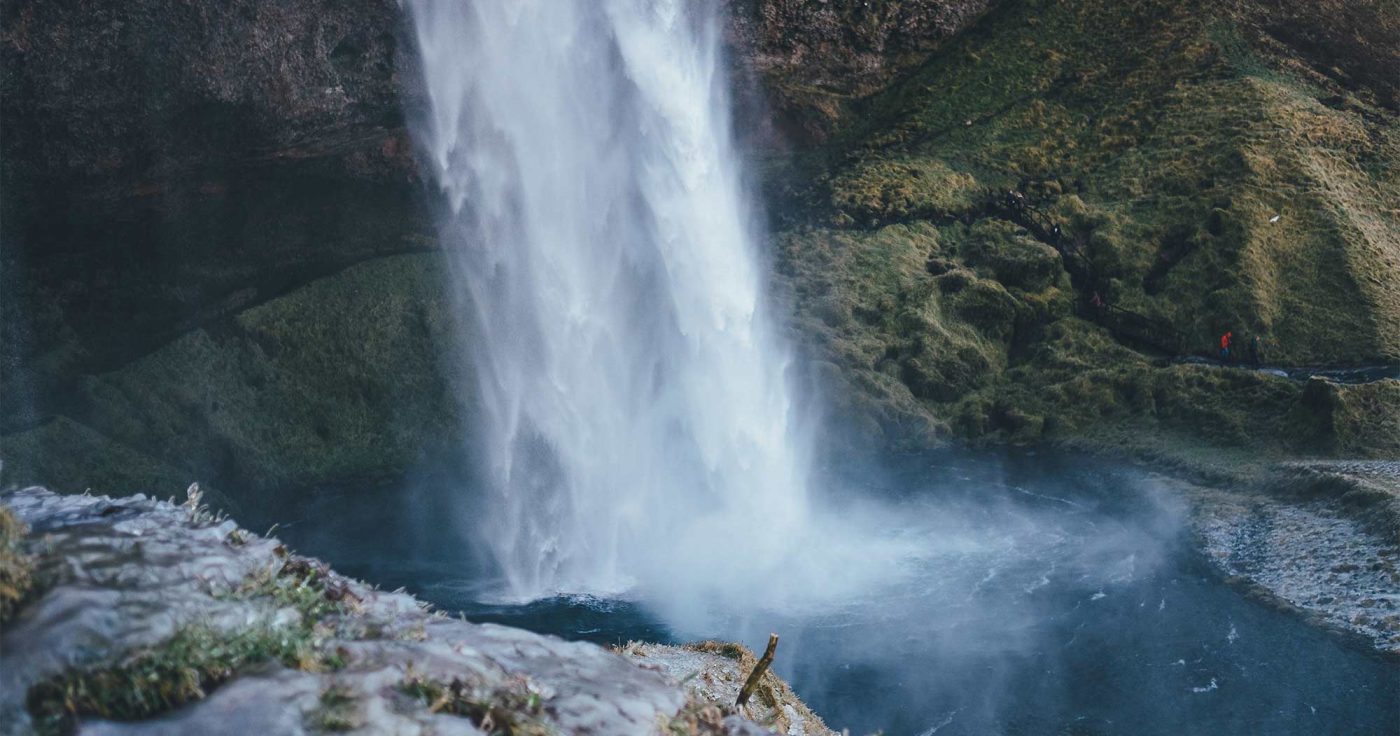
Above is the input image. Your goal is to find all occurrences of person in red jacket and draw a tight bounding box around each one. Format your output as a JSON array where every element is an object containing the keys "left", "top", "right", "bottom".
[{"left": 1219, "top": 331, "right": 1233, "bottom": 362}]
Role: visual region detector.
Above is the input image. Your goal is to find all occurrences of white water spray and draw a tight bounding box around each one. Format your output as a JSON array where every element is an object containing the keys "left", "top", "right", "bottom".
[{"left": 407, "top": 0, "right": 848, "bottom": 606}]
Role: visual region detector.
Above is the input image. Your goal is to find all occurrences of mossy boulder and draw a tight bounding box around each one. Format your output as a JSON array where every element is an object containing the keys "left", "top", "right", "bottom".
[
  {"left": 959, "top": 219, "right": 1064, "bottom": 293},
  {"left": 1, "top": 254, "right": 468, "bottom": 507}
]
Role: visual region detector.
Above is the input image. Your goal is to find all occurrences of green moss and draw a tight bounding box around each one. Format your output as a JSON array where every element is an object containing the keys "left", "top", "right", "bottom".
[
  {"left": 1289, "top": 378, "right": 1400, "bottom": 457},
  {"left": 683, "top": 640, "right": 746, "bottom": 661},
  {"left": 317, "top": 685, "right": 362, "bottom": 732},
  {"left": 397, "top": 666, "right": 550, "bottom": 736},
  {"left": 829, "top": 157, "right": 979, "bottom": 225},
  {"left": 0, "top": 417, "right": 237, "bottom": 514},
  {"left": 6, "top": 253, "right": 468, "bottom": 504},
  {"left": 24, "top": 552, "right": 357, "bottom": 734},
  {"left": 0, "top": 505, "right": 33, "bottom": 624},
  {"left": 957, "top": 219, "right": 1066, "bottom": 292},
  {"left": 231, "top": 556, "right": 350, "bottom": 625},
  {"left": 25, "top": 624, "right": 326, "bottom": 735},
  {"left": 775, "top": 0, "right": 1400, "bottom": 464}
]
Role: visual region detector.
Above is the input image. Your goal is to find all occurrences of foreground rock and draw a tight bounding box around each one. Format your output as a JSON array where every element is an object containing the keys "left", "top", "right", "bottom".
[
  {"left": 619, "top": 642, "right": 830, "bottom": 736},
  {"left": 0, "top": 487, "right": 831, "bottom": 736}
]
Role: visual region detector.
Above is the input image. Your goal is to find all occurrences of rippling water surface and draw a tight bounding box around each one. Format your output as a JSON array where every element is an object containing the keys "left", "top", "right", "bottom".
[{"left": 275, "top": 453, "right": 1398, "bottom": 735}]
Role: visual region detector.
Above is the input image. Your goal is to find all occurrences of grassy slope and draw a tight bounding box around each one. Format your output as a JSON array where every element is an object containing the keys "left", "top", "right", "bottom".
[{"left": 773, "top": 0, "right": 1400, "bottom": 477}]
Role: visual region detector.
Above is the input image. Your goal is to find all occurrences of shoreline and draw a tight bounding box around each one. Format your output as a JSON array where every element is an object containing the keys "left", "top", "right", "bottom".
[{"left": 1168, "top": 473, "right": 1400, "bottom": 659}]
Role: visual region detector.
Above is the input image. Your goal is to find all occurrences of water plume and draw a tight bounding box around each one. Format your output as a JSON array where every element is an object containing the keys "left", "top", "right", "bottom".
[{"left": 405, "top": 0, "right": 884, "bottom": 609}]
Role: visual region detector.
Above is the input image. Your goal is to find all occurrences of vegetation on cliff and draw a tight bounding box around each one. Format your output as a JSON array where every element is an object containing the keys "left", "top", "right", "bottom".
[
  {"left": 1, "top": 255, "right": 466, "bottom": 506},
  {"left": 1, "top": 0, "right": 1395, "bottom": 502},
  {"left": 771, "top": 0, "right": 1400, "bottom": 473}
]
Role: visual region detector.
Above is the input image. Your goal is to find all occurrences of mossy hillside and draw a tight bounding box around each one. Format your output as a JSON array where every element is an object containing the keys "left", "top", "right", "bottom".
[
  {"left": 799, "top": 0, "right": 1399, "bottom": 361},
  {"left": 773, "top": 0, "right": 1400, "bottom": 460},
  {"left": 0, "top": 253, "right": 468, "bottom": 505},
  {"left": 780, "top": 208, "right": 1398, "bottom": 466}
]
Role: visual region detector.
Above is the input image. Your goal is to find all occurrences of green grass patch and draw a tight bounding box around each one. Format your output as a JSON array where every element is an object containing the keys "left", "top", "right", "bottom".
[
  {"left": 25, "top": 624, "right": 327, "bottom": 735},
  {"left": 25, "top": 553, "right": 353, "bottom": 733}
]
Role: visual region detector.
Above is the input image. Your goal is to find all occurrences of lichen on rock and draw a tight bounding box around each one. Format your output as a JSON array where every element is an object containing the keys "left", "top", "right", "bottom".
[{"left": 0, "top": 487, "right": 799, "bottom": 735}]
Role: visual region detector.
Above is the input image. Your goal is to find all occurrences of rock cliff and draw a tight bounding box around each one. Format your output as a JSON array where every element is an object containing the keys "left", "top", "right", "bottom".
[{"left": 2, "top": 0, "right": 1397, "bottom": 502}]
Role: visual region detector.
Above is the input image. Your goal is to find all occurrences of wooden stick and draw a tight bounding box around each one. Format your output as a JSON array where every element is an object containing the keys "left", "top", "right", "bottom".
[{"left": 735, "top": 633, "right": 779, "bottom": 708}]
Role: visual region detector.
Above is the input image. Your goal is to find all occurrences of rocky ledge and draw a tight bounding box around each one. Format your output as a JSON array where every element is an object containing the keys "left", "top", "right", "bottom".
[{"left": 0, "top": 487, "right": 833, "bottom": 736}]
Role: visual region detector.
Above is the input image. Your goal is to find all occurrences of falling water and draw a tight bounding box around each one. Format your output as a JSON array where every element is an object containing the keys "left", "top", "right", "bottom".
[{"left": 406, "top": 0, "right": 817, "bottom": 603}]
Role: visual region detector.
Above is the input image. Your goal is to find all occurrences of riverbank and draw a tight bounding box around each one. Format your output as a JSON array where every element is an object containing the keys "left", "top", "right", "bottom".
[
  {"left": 1174, "top": 464, "right": 1400, "bottom": 657},
  {"left": 0, "top": 486, "right": 830, "bottom": 736},
  {"left": 1043, "top": 439, "right": 1400, "bottom": 656}
]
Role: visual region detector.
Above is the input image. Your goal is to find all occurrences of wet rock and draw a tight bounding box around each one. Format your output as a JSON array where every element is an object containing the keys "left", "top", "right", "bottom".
[
  {"left": 619, "top": 641, "right": 835, "bottom": 736},
  {"left": 723, "top": 0, "right": 999, "bottom": 144},
  {"left": 0, "top": 487, "right": 793, "bottom": 735}
]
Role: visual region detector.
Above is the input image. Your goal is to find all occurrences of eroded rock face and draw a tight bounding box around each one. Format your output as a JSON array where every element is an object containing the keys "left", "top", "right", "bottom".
[
  {"left": 0, "top": 487, "right": 807, "bottom": 735},
  {"left": 724, "top": 0, "right": 997, "bottom": 144}
]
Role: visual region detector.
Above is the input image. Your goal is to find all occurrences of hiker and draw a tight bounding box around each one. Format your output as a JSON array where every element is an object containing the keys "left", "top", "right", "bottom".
[
  {"left": 1219, "top": 331, "right": 1233, "bottom": 362},
  {"left": 1248, "top": 333, "right": 1263, "bottom": 368}
]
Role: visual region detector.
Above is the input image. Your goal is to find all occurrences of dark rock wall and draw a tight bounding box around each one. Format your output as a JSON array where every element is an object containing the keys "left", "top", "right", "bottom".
[
  {"left": 0, "top": 0, "right": 998, "bottom": 502},
  {"left": 1, "top": 0, "right": 428, "bottom": 430}
]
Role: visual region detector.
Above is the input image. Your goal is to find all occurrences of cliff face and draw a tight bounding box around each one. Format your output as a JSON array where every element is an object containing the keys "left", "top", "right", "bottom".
[
  {"left": 724, "top": 0, "right": 997, "bottom": 144},
  {"left": 1, "top": 0, "right": 425, "bottom": 425},
  {"left": 0, "top": 0, "right": 436, "bottom": 501},
  {"left": 1, "top": 0, "right": 1397, "bottom": 503},
  {"left": 0, "top": 0, "right": 995, "bottom": 503}
]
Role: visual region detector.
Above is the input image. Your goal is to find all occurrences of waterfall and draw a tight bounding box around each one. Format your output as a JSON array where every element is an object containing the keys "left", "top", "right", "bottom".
[{"left": 406, "top": 0, "right": 814, "bottom": 603}]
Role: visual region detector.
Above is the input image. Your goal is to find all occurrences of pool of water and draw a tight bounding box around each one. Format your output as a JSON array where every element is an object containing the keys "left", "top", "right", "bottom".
[{"left": 272, "top": 452, "right": 1399, "bottom": 735}]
